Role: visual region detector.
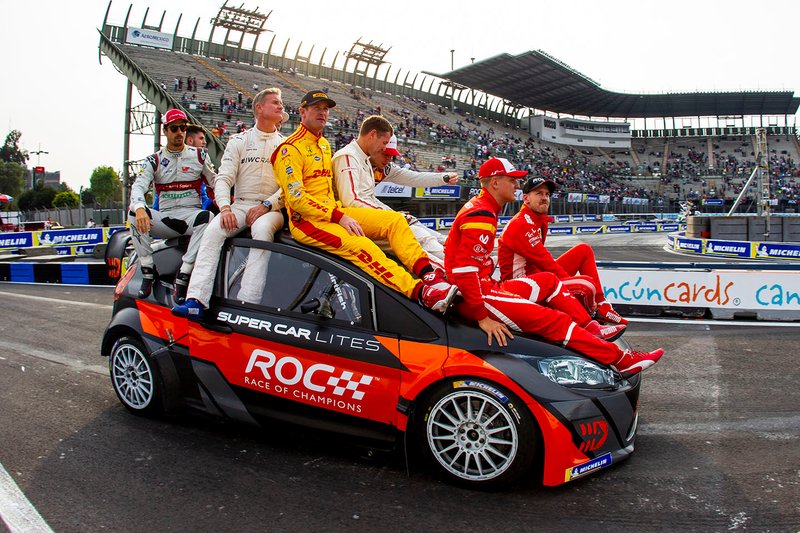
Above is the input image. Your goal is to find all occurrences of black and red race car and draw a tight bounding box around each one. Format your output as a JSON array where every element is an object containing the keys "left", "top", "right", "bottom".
[{"left": 101, "top": 230, "right": 642, "bottom": 489}]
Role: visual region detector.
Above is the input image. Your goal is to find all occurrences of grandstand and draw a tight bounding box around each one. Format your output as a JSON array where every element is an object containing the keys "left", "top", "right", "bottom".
[{"left": 99, "top": 2, "right": 800, "bottom": 218}]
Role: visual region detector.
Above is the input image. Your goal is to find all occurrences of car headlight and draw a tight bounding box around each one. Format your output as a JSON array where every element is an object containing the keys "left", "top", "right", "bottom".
[{"left": 536, "top": 356, "right": 619, "bottom": 388}]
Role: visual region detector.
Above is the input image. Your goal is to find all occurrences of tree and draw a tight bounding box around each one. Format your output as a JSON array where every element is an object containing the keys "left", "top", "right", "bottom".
[
  {"left": 53, "top": 191, "right": 79, "bottom": 208},
  {"left": 80, "top": 188, "right": 96, "bottom": 206},
  {"left": 90, "top": 166, "right": 121, "bottom": 206},
  {"left": 17, "top": 186, "right": 57, "bottom": 211},
  {"left": 0, "top": 130, "right": 29, "bottom": 166},
  {"left": 0, "top": 161, "right": 25, "bottom": 199}
]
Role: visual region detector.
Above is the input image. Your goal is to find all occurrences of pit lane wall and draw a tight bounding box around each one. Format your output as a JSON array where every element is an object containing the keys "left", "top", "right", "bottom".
[
  {"left": 0, "top": 226, "right": 128, "bottom": 257},
  {"left": 0, "top": 226, "right": 128, "bottom": 285}
]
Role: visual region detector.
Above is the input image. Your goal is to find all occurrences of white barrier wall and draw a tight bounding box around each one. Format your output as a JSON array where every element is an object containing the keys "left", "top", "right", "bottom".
[{"left": 599, "top": 268, "right": 800, "bottom": 312}]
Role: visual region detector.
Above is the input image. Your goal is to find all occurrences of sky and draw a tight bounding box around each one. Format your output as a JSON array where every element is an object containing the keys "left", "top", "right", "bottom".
[{"left": 2, "top": 0, "right": 799, "bottom": 193}]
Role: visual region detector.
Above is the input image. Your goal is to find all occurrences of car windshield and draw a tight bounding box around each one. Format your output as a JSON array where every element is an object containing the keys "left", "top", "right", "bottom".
[{"left": 224, "top": 242, "right": 363, "bottom": 325}]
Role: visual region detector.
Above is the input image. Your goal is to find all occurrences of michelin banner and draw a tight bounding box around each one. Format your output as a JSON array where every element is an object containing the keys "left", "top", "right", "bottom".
[
  {"left": 0, "top": 232, "right": 34, "bottom": 249},
  {"left": 600, "top": 269, "right": 800, "bottom": 311}
]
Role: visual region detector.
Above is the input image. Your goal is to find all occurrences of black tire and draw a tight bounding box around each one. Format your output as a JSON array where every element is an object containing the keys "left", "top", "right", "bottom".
[
  {"left": 417, "top": 379, "right": 539, "bottom": 489},
  {"left": 108, "top": 336, "right": 164, "bottom": 417}
]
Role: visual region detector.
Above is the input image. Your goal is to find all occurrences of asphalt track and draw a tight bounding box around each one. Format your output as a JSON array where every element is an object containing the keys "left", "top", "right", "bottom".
[{"left": 1, "top": 235, "right": 799, "bottom": 532}]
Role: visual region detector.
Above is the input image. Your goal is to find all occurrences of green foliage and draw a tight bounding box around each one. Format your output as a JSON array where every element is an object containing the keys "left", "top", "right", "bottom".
[
  {"left": 90, "top": 166, "right": 121, "bottom": 205},
  {"left": 80, "top": 188, "right": 96, "bottom": 205},
  {"left": 53, "top": 191, "right": 79, "bottom": 208},
  {"left": 0, "top": 130, "right": 29, "bottom": 166},
  {"left": 18, "top": 187, "right": 57, "bottom": 211},
  {"left": 0, "top": 161, "right": 25, "bottom": 199}
]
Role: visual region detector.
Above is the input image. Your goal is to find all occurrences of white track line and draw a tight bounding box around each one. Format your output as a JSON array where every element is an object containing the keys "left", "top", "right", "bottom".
[
  {"left": 627, "top": 316, "right": 798, "bottom": 327},
  {"left": 0, "top": 463, "right": 54, "bottom": 533},
  {"left": 0, "top": 291, "right": 112, "bottom": 309}
]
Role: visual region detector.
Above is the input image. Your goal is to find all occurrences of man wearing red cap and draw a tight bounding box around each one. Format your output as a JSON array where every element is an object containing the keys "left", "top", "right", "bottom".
[
  {"left": 498, "top": 177, "right": 627, "bottom": 324},
  {"left": 445, "top": 157, "right": 664, "bottom": 378},
  {"left": 271, "top": 94, "right": 455, "bottom": 312},
  {"left": 333, "top": 131, "right": 457, "bottom": 263},
  {"left": 129, "top": 108, "right": 216, "bottom": 300}
]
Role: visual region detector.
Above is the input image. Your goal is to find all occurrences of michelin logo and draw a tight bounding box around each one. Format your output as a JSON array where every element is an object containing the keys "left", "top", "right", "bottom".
[
  {"left": 0, "top": 237, "right": 29, "bottom": 247},
  {"left": 757, "top": 244, "right": 800, "bottom": 258},
  {"left": 707, "top": 243, "right": 747, "bottom": 254},
  {"left": 566, "top": 452, "right": 612, "bottom": 481}
]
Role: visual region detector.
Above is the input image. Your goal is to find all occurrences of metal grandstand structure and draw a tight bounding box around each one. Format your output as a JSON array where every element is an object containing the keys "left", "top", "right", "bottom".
[{"left": 99, "top": 1, "right": 799, "bottom": 219}]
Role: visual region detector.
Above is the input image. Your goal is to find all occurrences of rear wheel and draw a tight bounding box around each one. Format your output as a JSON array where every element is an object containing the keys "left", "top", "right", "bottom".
[
  {"left": 418, "top": 380, "right": 538, "bottom": 488},
  {"left": 109, "top": 336, "right": 164, "bottom": 417}
]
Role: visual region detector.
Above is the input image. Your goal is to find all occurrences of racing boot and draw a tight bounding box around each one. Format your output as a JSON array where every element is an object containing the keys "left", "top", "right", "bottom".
[
  {"left": 138, "top": 266, "right": 156, "bottom": 299},
  {"left": 613, "top": 348, "right": 664, "bottom": 379},
  {"left": 173, "top": 272, "right": 191, "bottom": 305},
  {"left": 585, "top": 320, "right": 627, "bottom": 342},
  {"left": 596, "top": 302, "right": 628, "bottom": 325},
  {"left": 421, "top": 267, "right": 448, "bottom": 288},
  {"left": 420, "top": 283, "right": 458, "bottom": 313},
  {"left": 171, "top": 298, "right": 205, "bottom": 321}
]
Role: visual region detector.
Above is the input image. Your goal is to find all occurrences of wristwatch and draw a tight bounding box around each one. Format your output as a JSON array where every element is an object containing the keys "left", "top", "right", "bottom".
[{"left": 262, "top": 199, "right": 272, "bottom": 211}]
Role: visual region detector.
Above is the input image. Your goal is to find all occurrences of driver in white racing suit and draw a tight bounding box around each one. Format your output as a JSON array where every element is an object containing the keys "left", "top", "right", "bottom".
[
  {"left": 333, "top": 133, "right": 457, "bottom": 263},
  {"left": 172, "top": 88, "right": 287, "bottom": 319},
  {"left": 129, "top": 109, "right": 216, "bottom": 300}
]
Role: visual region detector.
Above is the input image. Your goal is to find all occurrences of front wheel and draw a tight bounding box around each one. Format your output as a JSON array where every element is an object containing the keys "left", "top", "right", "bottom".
[
  {"left": 417, "top": 380, "right": 539, "bottom": 488},
  {"left": 109, "top": 336, "right": 164, "bottom": 417}
]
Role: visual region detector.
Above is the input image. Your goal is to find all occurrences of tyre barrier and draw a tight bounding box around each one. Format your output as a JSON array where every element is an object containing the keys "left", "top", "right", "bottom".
[{"left": 0, "top": 262, "right": 115, "bottom": 285}]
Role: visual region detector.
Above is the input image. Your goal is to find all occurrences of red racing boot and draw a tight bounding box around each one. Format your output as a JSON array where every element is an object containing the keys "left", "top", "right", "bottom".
[
  {"left": 613, "top": 348, "right": 664, "bottom": 378},
  {"left": 422, "top": 267, "right": 448, "bottom": 288},
  {"left": 420, "top": 283, "right": 458, "bottom": 313},
  {"left": 585, "top": 320, "right": 627, "bottom": 342},
  {"left": 596, "top": 302, "right": 628, "bottom": 325}
]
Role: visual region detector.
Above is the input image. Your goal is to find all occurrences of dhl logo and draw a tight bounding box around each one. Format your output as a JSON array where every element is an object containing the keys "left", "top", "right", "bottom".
[
  {"left": 355, "top": 249, "right": 395, "bottom": 285},
  {"left": 309, "top": 169, "right": 332, "bottom": 178}
]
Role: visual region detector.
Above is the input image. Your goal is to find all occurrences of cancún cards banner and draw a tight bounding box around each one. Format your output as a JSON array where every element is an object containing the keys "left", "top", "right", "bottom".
[{"left": 599, "top": 269, "right": 800, "bottom": 311}]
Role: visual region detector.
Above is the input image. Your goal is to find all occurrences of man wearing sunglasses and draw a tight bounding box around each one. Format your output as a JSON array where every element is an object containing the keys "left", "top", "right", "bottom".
[{"left": 129, "top": 108, "right": 216, "bottom": 301}]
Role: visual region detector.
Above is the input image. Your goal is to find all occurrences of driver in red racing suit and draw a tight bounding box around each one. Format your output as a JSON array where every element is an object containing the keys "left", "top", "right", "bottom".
[
  {"left": 445, "top": 157, "right": 663, "bottom": 378},
  {"left": 498, "top": 176, "right": 627, "bottom": 325}
]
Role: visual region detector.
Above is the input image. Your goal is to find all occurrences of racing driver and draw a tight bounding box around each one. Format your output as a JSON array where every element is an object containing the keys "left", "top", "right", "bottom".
[
  {"left": 445, "top": 157, "right": 664, "bottom": 378},
  {"left": 128, "top": 108, "right": 216, "bottom": 300},
  {"left": 334, "top": 132, "right": 457, "bottom": 264},
  {"left": 271, "top": 92, "right": 456, "bottom": 313},
  {"left": 498, "top": 176, "right": 627, "bottom": 325},
  {"left": 173, "top": 88, "right": 287, "bottom": 318}
]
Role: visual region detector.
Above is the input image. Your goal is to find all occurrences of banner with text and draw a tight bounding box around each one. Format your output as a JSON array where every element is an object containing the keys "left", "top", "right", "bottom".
[{"left": 600, "top": 268, "right": 800, "bottom": 311}]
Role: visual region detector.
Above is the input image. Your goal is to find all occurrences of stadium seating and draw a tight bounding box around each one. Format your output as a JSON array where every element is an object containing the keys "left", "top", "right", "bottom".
[{"left": 117, "top": 43, "right": 799, "bottom": 206}]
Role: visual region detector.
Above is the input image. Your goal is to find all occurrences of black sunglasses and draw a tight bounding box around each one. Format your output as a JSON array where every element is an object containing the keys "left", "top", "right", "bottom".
[{"left": 168, "top": 124, "right": 187, "bottom": 133}]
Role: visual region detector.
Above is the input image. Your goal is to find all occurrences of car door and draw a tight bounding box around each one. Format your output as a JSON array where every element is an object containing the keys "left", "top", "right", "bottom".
[{"left": 187, "top": 238, "right": 404, "bottom": 430}]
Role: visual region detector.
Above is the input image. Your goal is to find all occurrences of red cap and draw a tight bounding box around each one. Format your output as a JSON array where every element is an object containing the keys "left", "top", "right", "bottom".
[
  {"left": 478, "top": 157, "right": 528, "bottom": 178},
  {"left": 384, "top": 135, "right": 402, "bottom": 157},
  {"left": 164, "top": 109, "right": 188, "bottom": 125}
]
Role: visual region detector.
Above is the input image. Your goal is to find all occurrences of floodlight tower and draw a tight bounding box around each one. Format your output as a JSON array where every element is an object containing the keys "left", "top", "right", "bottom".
[
  {"left": 207, "top": 2, "right": 272, "bottom": 62},
  {"left": 727, "top": 128, "right": 770, "bottom": 237},
  {"left": 755, "top": 128, "right": 771, "bottom": 227},
  {"left": 345, "top": 39, "right": 391, "bottom": 90}
]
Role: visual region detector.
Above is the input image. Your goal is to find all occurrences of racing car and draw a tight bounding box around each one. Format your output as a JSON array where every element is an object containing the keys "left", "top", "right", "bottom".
[{"left": 101, "top": 229, "right": 642, "bottom": 489}]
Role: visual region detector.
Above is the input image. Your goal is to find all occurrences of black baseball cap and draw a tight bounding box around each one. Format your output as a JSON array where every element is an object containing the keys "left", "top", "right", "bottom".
[
  {"left": 300, "top": 90, "right": 336, "bottom": 108},
  {"left": 523, "top": 177, "right": 556, "bottom": 194}
]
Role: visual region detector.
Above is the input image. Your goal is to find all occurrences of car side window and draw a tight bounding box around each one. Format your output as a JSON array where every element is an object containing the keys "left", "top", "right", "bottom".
[{"left": 223, "top": 242, "right": 363, "bottom": 325}]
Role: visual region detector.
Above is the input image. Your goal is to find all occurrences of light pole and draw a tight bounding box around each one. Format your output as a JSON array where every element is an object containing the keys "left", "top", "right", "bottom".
[
  {"left": 79, "top": 186, "right": 84, "bottom": 227},
  {"left": 449, "top": 49, "right": 455, "bottom": 111}
]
